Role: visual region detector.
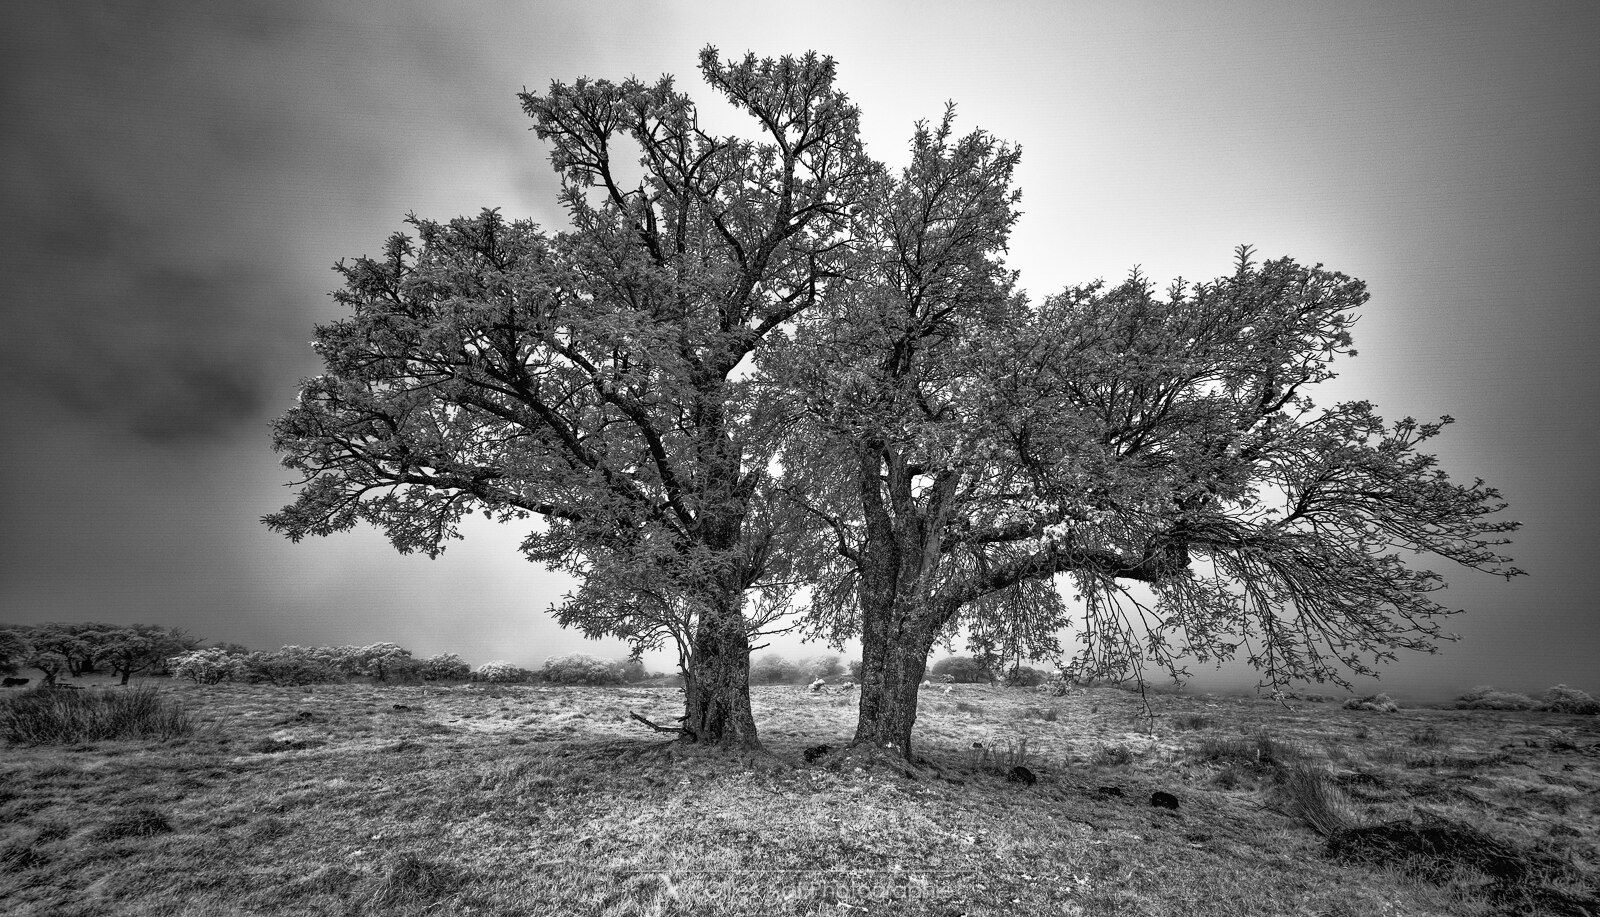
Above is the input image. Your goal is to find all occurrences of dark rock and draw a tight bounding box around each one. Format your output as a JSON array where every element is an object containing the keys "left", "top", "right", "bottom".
[
  {"left": 2, "top": 677, "right": 29, "bottom": 687},
  {"left": 1095, "top": 785, "right": 1125, "bottom": 799},
  {"left": 1006, "top": 765, "right": 1036, "bottom": 785},
  {"left": 802, "top": 744, "right": 832, "bottom": 764},
  {"left": 1151, "top": 791, "right": 1180, "bottom": 810}
]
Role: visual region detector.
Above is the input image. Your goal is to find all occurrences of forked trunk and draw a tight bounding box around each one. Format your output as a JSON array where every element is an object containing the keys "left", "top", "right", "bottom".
[
  {"left": 678, "top": 591, "right": 762, "bottom": 749},
  {"left": 852, "top": 607, "right": 941, "bottom": 759}
]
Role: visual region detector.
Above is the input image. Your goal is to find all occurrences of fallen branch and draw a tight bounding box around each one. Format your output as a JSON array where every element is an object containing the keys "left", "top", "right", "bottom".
[{"left": 629, "top": 711, "right": 689, "bottom": 736}]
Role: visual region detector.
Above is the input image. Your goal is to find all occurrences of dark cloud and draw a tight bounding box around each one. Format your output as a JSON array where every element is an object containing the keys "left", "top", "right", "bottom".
[{"left": 0, "top": 0, "right": 568, "bottom": 443}]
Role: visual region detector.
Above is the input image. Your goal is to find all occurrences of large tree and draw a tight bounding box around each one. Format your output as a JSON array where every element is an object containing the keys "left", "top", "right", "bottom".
[
  {"left": 266, "top": 49, "right": 876, "bottom": 748},
  {"left": 780, "top": 110, "right": 1523, "bottom": 761}
]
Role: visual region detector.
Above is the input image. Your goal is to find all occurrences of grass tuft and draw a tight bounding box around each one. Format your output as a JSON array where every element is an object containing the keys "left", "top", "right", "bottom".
[
  {"left": 0, "top": 686, "right": 196, "bottom": 744},
  {"left": 1193, "top": 732, "right": 1300, "bottom": 770},
  {"left": 93, "top": 806, "right": 173, "bottom": 841},
  {"left": 368, "top": 852, "right": 468, "bottom": 908},
  {"left": 1275, "top": 764, "right": 1359, "bottom": 837}
]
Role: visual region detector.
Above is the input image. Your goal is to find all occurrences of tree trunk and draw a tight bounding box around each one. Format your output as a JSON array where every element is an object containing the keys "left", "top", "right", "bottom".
[
  {"left": 120, "top": 669, "right": 132, "bottom": 686},
  {"left": 678, "top": 588, "right": 762, "bottom": 749},
  {"left": 852, "top": 602, "right": 941, "bottom": 759}
]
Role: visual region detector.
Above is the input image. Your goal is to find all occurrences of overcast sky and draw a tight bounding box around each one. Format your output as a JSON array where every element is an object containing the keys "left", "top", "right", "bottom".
[{"left": 2, "top": 1, "right": 1595, "bottom": 700}]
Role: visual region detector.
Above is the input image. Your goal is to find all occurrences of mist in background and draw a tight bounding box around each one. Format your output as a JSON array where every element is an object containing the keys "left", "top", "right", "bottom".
[{"left": 3, "top": 1, "right": 1596, "bottom": 702}]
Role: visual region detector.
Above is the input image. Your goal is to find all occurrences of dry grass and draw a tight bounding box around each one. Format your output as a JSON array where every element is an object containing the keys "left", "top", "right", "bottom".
[{"left": 0, "top": 678, "right": 1595, "bottom": 916}]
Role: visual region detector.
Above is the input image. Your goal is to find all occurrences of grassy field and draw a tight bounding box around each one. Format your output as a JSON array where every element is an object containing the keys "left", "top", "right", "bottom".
[{"left": 1, "top": 679, "right": 1597, "bottom": 916}]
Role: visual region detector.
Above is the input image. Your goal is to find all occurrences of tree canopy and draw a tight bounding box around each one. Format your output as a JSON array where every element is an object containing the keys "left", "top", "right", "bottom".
[{"left": 267, "top": 47, "right": 1522, "bottom": 758}]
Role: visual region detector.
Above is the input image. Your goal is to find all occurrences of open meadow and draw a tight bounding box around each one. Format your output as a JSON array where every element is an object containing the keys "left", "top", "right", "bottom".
[{"left": 2, "top": 679, "right": 1597, "bottom": 916}]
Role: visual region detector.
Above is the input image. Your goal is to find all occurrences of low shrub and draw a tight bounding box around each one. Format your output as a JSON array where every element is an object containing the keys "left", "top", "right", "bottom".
[
  {"left": 0, "top": 686, "right": 196, "bottom": 744},
  {"left": 1343, "top": 693, "right": 1399, "bottom": 713},
  {"left": 1453, "top": 686, "right": 1538, "bottom": 711}
]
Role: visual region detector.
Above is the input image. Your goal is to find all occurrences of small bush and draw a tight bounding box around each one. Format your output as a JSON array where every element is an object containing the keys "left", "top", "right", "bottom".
[
  {"left": 1453, "top": 685, "right": 1538, "bottom": 711},
  {"left": 1538, "top": 685, "right": 1600, "bottom": 715},
  {"left": 1343, "top": 693, "right": 1399, "bottom": 713},
  {"left": 0, "top": 686, "right": 195, "bottom": 744}
]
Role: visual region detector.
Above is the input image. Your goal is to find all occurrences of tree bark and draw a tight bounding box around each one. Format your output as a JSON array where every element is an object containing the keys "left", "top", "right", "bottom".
[
  {"left": 852, "top": 599, "right": 942, "bottom": 759},
  {"left": 846, "top": 442, "right": 960, "bottom": 760},
  {"left": 679, "top": 591, "right": 761, "bottom": 748}
]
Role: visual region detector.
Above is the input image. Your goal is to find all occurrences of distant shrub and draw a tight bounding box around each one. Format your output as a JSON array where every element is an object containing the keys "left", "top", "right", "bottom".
[
  {"left": 1453, "top": 686, "right": 1538, "bottom": 711},
  {"left": 542, "top": 654, "right": 623, "bottom": 686},
  {"left": 929, "top": 656, "right": 994, "bottom": 684},
  {"left": 421, "top": 653, "right": 471, "bottom": 682},
  {"left": 167, "top": 648, "right": 243, "bottom": 684},
  {"left": 1002, "top": 666, "right": 1047, "bottom": 688},
  {"left": 618, "top": 657, "right": 650, "bottom": 683},
  {"left": 1538, "top": 684, "right": 1600, "bottom": 715},
  {"left": 1343, "top": 693, "right": 1399, "bottom": 713},
  {"left": 473, "top": 661, "right": 536, "bottom": 684},
  {"left": 0, "top": 686, "right": 195, "bottom": 744}
]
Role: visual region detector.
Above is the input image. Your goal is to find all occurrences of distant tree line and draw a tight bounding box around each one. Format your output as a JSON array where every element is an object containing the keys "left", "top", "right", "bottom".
[
  {"left": 0, "top": 622, "right": 200, "bottom": 686},
  {"left": 0, "top": 624, "right": 663, "bottom": 689}
]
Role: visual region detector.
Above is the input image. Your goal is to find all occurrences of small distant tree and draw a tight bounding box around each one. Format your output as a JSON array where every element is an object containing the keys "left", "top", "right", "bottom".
[
  {"left": 241, "top": 647, "right": 345, "bottom": 686},
  {"left": 0, "top": 628, "right": 31, "bottom": 676},
  {"left": 349, "top": 642, "right": 414, "bottom": 682},
  {"left": 929, "top": 656, "right": 993, "bottom": 685},
  {"left": 801, "top": 654, "right": 844, "bottom": 681},
  {"left": 473, "top": 660, "right": 536, "bottom": 684},
  {"left": 92, "top": 625, "right": 198, "bottom": 685},
  {"left": 618, "top": 657, "right": 650, "bottom": 683},
  {"left": 543, "top": 653, "right": 624, "bottom": 686},
  {"left": 749, "top": 654, "right": 802, "bottom": 685},
  {"left": 210, "top": 641, "right": 251, "bottom": 656}
]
